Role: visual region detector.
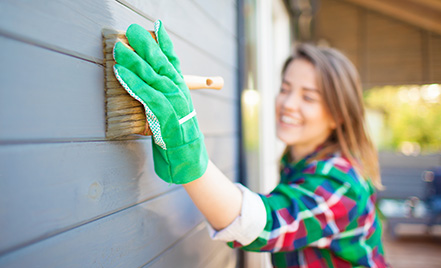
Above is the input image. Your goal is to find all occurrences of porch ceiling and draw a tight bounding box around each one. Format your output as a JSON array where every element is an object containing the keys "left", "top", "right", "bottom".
[{"left": 341, "top": 0, "right": 441, "bottom": 36}]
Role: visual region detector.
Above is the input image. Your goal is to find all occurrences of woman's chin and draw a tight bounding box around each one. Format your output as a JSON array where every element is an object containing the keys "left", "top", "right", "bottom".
[{"left": 276, "top": 131, "right": 299, "bottom": 146}]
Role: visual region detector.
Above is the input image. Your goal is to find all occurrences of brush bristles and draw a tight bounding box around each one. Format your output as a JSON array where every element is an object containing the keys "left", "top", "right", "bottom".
[{"left": 102, "top": 28, "right": 152, "bottom": 139}]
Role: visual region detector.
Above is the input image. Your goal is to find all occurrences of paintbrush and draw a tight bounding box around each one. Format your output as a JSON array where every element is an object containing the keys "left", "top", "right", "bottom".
[{"left": 102, "top": 28, "right": 223, "bottom": 139}]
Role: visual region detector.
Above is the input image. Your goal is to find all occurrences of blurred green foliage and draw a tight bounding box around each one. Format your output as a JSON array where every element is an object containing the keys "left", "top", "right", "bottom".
[{"left": 364, "top": 84, "right": 441, "bottom": 153}]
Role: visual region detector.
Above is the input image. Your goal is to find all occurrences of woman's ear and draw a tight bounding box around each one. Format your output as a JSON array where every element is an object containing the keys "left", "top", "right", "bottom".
[
  {"left": 328, "top": 116, "right": 338, "bottom": 130},
  {"left": 330, "top": 120, "right": 337, "bottom": 129}
]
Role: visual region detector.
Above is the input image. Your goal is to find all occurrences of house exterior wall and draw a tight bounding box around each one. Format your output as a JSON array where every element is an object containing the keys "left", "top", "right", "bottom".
[
  {"left": 0, "top": 0, "right": 239, "bottom": 267},
  {"left": 377, "top": 152, "right": 441, "bottom": 200}
]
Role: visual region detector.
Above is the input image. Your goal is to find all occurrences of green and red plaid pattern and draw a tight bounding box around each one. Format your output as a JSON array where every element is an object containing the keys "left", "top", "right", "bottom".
[{"left": 229, "top": 150, "right": 388, "bottom": 267}]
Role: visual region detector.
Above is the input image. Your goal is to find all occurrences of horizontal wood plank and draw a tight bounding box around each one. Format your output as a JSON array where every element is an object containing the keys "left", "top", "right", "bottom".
[
  {"left": 143, "top": 222, "right": 236, "bottom": 268},
  {"left": 118, "top": 0, "right": 236, "bottom": 68},
  {"left": 0, "top": 0, "right": 108, "bottom": 64},
  {"left": 202, "top": 246, "right": 237, "bottom": 268},
  {"left": 378, "top": 152, "right": 440, "bottom": 199},
  {"left": 191, "top": 0, "right": 237, "bottom": 38},
  {"left": 0, "top": 135, "right": 238, "bottom": 254},
  {"left": 0, "top": 188, "right": 204, "bottom": 267},
  {"left": 379, "top": 152, "right": 440, "bottom": 168},
  {"left": 0, "top": 37, "right": 237, "bottom": 142},
  {"left": 0, "top": 36, "right": 105, "bottom": 141},
  {"left": 0, "top": 0, "right": 236, "bottom": 69}
]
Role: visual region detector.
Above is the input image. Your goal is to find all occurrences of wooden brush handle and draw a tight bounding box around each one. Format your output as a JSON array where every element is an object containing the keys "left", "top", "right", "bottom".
[{"left": 184, "top": 75, "right": 223, "bottom": 90}]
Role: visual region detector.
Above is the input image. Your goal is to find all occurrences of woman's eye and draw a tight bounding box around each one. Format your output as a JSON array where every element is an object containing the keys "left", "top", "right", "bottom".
[
  {"left": 280, "top": 88, "right": 289, "bottom": 93},
  {"left": 303, "top": 95, "right": 316, "bottom": 102}
]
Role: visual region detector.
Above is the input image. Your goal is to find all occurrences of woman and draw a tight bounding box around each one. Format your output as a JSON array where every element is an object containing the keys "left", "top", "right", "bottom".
[{"left": 113, "top": 21, "right": 388, "bottom": 267}]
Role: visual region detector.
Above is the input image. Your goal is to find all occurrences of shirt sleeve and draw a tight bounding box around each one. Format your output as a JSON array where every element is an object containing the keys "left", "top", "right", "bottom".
[
  {"left": 207, "top": 183, "right": 267, "bottom": 246},
  {"left": 231, "top": 174, "right": 360, "bottom": 253}
]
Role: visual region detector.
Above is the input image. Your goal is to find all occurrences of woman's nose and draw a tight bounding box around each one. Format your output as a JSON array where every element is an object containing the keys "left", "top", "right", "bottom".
[{"left": 282, "top": 91, "right": 300, "bottom": 111}]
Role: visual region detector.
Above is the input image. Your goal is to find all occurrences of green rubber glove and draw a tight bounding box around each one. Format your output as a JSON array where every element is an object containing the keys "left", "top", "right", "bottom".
[{"left": 113, "top": 20, "right": 208, "bottom": 184}]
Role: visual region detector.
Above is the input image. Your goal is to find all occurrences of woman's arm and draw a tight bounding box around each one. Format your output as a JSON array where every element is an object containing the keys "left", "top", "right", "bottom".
[
  {"left": 183, "top": 160, "right": 243, "bottom": 230},
  {"left": 113, "top": 22, "right": 246, "bottom": 233}
]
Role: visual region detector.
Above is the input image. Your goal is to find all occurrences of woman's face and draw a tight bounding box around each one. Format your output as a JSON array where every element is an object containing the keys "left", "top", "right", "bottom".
[{"left": 276, "top": 59, "right": 336, "bottom": 159}]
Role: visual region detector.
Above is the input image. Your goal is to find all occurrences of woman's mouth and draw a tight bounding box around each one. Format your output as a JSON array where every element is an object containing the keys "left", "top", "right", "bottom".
[{"left": 280, "top": 115, "right": 302, "bottom": 126}]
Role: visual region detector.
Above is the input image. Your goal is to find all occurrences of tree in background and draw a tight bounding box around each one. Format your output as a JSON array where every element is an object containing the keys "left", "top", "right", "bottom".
[{"left": 364, "top": 84, "right": 441, "bottom": 154}]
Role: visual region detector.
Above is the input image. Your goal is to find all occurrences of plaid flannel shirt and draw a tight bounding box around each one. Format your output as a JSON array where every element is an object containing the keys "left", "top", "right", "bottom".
[{"left": 229, "top": 151, "right": 388, "bottom": 268}]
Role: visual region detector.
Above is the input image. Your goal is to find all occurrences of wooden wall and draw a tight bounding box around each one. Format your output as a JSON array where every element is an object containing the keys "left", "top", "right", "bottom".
[
  {"left": 0, "top": 0, "right": 239, "bottom": 267},
  {"left": 315, "top": 0, "right": 441, "bottom": 88},
  {"left": 378, "top": 152, "right": 441, "bottom": 200}
]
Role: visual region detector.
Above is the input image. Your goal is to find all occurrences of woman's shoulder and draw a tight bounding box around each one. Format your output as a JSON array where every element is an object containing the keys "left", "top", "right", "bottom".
[
  {"left": 302, "top": 153, "right": 372, "bottom": 193},
  {"left": 304, "top": 152, "right": 353, "bottom": 176}
]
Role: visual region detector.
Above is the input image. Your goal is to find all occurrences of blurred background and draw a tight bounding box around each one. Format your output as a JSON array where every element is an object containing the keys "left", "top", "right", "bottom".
[{"left": 241, "top": 0, "right": 441, "bottom": 267}]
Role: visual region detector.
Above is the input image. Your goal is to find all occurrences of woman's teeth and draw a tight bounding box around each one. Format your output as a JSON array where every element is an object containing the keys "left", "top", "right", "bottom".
[{"left": 281, "top": 115, "right": 301, "bottom": 125}]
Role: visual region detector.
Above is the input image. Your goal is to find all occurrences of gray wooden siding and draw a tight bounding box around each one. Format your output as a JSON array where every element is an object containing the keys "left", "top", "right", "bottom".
[
  {"left": 378, "top": 152, "right": 441, "bottom": 200},
  {"left": 0, "top": 0, "right": 239, "bottom": 267}
]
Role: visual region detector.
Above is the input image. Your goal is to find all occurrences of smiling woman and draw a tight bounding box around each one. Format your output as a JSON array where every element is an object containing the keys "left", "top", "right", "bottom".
[
  {"left": 183, "top": 44, "right": 389, "bottom": 267},
  {"left": 100, "top": 12, "right": 388, "bottom": 266},
  {"left": 276, "top": 58, "right": 336, "bottom": 161},
  {"left": 277, "top": 44, "right": 381, "bottom": 189}
]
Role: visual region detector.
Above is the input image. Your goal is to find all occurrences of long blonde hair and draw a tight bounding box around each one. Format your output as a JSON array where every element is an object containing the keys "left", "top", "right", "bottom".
[{"left": 282, "top": 43, "right": 382, "bottom": 189}]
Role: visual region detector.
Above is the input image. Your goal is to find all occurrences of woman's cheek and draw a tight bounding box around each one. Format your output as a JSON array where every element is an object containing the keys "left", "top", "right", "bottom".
[{"left": 303, "top": 102, "right": 322, "bottom": 120}]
